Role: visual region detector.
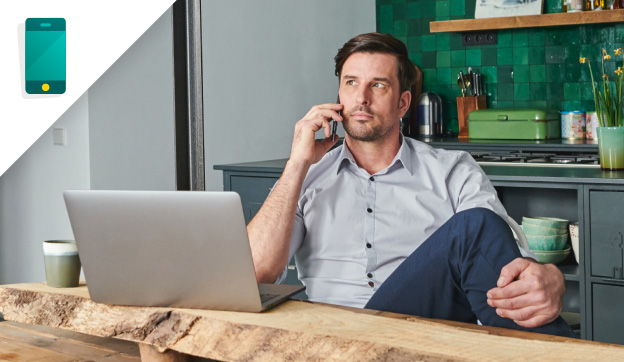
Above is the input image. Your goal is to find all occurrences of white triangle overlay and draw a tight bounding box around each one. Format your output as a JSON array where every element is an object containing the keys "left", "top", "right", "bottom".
[{"left": 0, "top": 0, "right": 175, "bottom": 177}]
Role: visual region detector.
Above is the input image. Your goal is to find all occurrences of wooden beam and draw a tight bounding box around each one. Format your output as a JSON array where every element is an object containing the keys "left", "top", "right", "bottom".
[{"left": 1, "top": 283, "right": 624, "bottom": 361}]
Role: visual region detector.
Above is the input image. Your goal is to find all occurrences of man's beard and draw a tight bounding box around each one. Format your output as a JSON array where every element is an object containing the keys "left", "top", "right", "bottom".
[{"left": 343, "top": 106, "right": 393, "bottom": 142}]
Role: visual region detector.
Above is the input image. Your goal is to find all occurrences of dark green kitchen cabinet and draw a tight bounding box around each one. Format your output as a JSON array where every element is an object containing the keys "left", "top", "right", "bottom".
[{"left": 215, "top": 159, "right": 624, "bottom": 343}]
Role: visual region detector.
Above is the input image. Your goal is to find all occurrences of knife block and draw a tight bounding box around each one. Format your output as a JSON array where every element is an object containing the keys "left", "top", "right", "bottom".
[{"left": 457, "top": 95, "right": 487, "bottom": 139}]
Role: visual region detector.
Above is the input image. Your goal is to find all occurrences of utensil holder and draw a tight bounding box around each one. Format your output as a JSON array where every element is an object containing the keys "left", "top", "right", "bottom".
[{"left": 457, "top": 95, "right": 487, "bottom": 139}]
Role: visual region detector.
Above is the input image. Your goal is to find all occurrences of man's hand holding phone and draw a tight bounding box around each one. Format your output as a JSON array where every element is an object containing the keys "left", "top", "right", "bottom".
[{"left": 290, "top": 102, "right": 343, "bottom": 168}]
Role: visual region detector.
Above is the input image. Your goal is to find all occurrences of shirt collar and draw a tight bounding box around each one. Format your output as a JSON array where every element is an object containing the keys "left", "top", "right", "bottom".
[{"left": 336, "top": 134, "right": 414, "bottom": 176}]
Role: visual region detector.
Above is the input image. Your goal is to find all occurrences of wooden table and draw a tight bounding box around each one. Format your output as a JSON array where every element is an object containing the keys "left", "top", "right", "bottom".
[
  {"left": 1, "top": 282, "right": 624, "bottom": 361},
  {"left": 0, "top": 318, "right": 140, "bottom": 361}
]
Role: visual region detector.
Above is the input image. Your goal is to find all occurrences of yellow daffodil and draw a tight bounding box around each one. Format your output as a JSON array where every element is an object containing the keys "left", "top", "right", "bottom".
[{"left": 580, "top": 47, "right": 624, "bottom": 127}]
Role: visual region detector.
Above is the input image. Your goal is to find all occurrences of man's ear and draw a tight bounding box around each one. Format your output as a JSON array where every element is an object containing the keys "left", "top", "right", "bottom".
[{"left": 398, "top": 90, "right": 411, "bottom": 119}]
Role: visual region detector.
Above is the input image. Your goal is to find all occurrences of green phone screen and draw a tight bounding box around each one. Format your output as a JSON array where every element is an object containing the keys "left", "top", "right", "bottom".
[{"left": 25, "top": 18, "right": 66, "bottom": 94}]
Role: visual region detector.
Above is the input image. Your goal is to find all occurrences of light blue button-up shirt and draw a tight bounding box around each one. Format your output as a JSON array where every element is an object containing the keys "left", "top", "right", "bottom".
[{"left": 281, "top": 136, "right": 522, "bottom": 308}]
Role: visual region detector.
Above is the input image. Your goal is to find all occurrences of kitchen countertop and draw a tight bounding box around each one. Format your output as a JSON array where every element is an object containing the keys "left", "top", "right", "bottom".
[{"left": 214, "top": 158, "right": 624, "bottom": 185}]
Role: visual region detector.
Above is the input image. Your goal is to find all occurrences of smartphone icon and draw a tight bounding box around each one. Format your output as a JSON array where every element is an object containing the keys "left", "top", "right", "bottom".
[{"left": 25, "top": 18, "right": 66, "bottom": 94}]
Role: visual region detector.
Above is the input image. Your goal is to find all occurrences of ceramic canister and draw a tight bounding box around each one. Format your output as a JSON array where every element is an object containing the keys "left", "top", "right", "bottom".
[
  {"left": 586, "top": 111, "right": 599, "bottom": 140},
  {"left": 561, "top": 111, "right": 586, "bottom": 139}
]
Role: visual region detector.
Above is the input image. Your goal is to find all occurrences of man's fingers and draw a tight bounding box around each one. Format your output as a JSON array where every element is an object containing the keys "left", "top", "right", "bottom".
[
  {"left": 487, "top": 292, "right": 536, "bottom": 310},
  {"left": 487, "top": 278, "right": 533, "bottom": 300},
  {"left": 496, "top": 257, "right": 531, "bottom": 287},
  {"left": 496, "top": 304, "right": 542, "bottom": 322}
]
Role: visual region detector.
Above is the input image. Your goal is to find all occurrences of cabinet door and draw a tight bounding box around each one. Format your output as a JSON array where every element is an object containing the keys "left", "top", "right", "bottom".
[
  {"left": 592, "top": 283, "right": 624, "bottom": 344},
  {"left": 590, "top": 191, "right": 624, "bottom": 279},
  {"left": 230, "top": 176, "right": 278, "bottom": 223}
]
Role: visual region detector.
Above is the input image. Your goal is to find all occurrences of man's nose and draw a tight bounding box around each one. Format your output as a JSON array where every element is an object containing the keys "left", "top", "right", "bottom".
[{"left": 355, "top": 86, "right": 371, "bottom": 105}]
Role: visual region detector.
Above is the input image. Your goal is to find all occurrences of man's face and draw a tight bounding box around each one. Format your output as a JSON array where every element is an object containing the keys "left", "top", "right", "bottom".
[{"left": 338, "top": 52, "right": 410, "bottom": 143}]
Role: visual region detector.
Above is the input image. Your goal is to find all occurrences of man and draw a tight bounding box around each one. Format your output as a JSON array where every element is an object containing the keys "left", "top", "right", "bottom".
[{"left": 247, "top": 32, "right": 574, "bottom": 337}]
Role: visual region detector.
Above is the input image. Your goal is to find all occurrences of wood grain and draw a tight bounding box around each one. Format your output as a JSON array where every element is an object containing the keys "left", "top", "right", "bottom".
[
  {"left": 0, "top": 320, "right": 140, "bottom": 361},
  {"left": 1, "top": 282, "right": 624, "bottom": 361},
  {"left": 430, "top": 10, "right": 624, "bottom": 33}
]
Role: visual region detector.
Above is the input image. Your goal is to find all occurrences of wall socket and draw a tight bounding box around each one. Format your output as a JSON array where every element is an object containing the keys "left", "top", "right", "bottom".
[{"left": 462, "top": 31, "right": 497, "bottom": 46}]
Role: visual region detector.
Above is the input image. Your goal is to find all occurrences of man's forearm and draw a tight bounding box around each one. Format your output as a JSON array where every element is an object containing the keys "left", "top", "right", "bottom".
[{"left": 247, "top": 160, "right": 310, "bottom": 283}]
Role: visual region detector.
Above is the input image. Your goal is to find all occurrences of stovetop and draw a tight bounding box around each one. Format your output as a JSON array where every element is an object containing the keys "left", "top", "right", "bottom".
[{"left": 470, "top": 151, "right": 601, "bottom": 168}]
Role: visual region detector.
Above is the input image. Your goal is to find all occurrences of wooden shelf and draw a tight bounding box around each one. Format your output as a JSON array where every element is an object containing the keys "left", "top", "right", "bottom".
[{"left": 430, "top": 10, "right": 624, "bottom": 33}]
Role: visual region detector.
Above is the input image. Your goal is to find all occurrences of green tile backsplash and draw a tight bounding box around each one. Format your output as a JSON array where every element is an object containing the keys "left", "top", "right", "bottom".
[{"left": 376, "top": 0, "right": 624, "bottom": 133}]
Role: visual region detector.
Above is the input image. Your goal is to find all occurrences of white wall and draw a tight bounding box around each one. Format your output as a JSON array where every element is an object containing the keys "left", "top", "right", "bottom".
[
  {"left": 0, "top": 8, "right": 175, "bottom": 284},
  {"left": 202, "top": 0, "right": 376, "bottom": 191},
  {"left": 88, "top": 8, "right": 175, "bottom": 191},
  {"left": 0, "top": 94, "right": 90, "bottom": 284}
]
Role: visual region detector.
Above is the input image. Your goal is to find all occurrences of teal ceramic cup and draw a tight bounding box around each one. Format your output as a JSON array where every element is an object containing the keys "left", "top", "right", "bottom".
[{"left": 43, "top": 240, "right": 81, "bottom": 288}]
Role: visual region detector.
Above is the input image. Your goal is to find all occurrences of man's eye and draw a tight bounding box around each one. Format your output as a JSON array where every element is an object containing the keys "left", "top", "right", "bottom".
[
  {"left": 346, "top": 80, "right": 356, "bottom": 86},
  {"left": 373, "top": 83, "right": 385, "bottom": 88}
]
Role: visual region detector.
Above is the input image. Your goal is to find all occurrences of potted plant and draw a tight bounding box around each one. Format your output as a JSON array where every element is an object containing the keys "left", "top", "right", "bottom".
[{"left": 580, "top": 48, "right": 624, "bottom": 170}]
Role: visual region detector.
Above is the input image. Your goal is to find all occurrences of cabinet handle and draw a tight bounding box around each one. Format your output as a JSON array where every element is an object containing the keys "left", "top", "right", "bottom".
[{"left": 601, "top": 278, "right": 624, "bottom": 285}]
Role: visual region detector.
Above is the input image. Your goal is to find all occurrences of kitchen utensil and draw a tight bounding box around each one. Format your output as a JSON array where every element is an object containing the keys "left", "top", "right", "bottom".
[
  {"left": 457, "top": 76, "right": 465, "bottom": 97},
  {"left": 468, "top": 69, "right": 475, "bottom": 96},
  {"left": 417, "top": 92, "right": 443, "bottom": 136},
  {"left": 458, "top": 71, "right": 468, "bottom": 96},
  {"left": 474, "top": 74, "right": 482, "bottom": 96}
]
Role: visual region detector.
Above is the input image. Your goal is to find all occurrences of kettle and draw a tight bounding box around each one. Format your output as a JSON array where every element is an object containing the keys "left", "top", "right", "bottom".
[{"left": 417, "top": 92, "right": 443, "bottom": 136}]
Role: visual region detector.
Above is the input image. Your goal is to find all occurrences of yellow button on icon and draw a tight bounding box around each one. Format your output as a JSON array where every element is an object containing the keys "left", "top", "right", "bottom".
[{"left": 42, "top": 83, "right": 50, "bottom": 92}]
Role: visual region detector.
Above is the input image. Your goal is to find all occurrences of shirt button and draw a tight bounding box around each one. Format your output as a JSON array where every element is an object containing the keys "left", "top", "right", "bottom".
[
  {"left": 369, "top": 176, "right": 375, "bottom": 181},
  {"left": 368, "top": 281, "right": 374, "bottom": 287},
  {"left": 367, "top": 273, "right": 373, "bottom": 278},
  {"left": 366, "top": 243, "right": 372, "bottom": 248},
  {"left": 367, "top": 208, "right": 373, "bottom": 213}
]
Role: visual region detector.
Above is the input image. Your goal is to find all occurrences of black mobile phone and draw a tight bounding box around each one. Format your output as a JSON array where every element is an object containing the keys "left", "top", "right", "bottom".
[{"left": 332, "top": 96, "right": 340, "bottom": 141}]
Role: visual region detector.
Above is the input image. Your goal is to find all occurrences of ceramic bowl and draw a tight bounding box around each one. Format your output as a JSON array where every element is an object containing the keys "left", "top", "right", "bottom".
[
  {"left": 522, "top": 223, "right": 569, "bottom": 236},
  {"left": 531, "top": 247, "right": 571, "bottom": 264},
  {"left": 526, "top": 234, "right": 569, "bottom": 251},
  {"left": 569, "top": 222, "right": 579, "bottom": 264},
  {"left": 522, "top": 216, "right": 569, "bottom": 230}
]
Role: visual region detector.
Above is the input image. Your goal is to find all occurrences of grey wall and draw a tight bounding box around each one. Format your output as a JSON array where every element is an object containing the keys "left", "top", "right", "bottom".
[
  {"left": 0, "top": 94, "right": 90, "bottom": 284},
  {"left": 202, "top": 0, "right": 376, "bottom": 191},
  {"left": 88, "top": 8, "right": 175, "bottom": 191}
]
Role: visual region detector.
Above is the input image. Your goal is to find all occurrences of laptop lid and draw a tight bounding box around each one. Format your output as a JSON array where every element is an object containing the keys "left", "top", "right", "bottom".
[{"left": 63, "top": 190, "right": 303, "bottom": 312}]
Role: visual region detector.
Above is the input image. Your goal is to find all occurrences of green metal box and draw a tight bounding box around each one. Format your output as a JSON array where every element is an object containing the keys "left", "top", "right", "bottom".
[{"left": 468, "top": 108, "right": 561, "bottom": 140}]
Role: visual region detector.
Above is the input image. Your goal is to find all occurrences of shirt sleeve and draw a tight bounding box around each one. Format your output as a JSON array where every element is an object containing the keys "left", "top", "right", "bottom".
[{"left": 446, "top": 152, "right": 532, "bottom": 256}]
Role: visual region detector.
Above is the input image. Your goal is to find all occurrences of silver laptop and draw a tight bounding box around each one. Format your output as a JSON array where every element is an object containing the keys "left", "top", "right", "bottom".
[{"left": 63, "top": 190, "right": 304, "bottom": 312}]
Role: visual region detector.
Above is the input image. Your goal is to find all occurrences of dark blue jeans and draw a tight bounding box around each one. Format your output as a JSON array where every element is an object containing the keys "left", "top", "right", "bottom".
[{"left": 365, "top": 208, "right": 576, "bottom": 338}]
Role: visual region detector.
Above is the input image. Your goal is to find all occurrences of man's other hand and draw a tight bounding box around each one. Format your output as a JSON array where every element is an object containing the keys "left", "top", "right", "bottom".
[{"left": 486, "top": 257, "right": 564, "bottom": 328}]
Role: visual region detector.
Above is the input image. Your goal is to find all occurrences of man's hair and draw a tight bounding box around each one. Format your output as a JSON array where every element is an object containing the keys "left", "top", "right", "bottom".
[{"left": 334, "top": 32, "right": 416, "bottom": 93}]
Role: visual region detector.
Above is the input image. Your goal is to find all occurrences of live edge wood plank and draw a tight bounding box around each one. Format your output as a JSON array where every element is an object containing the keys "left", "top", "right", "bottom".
[
  {"left": 2, "top": 283, "right": 624, "bottom": 361},
  {"left": 430, "top": 10, "right": 624, "bottom": 33}
]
